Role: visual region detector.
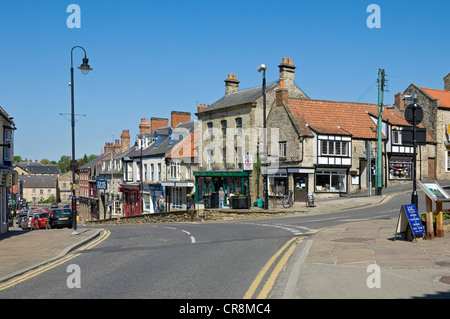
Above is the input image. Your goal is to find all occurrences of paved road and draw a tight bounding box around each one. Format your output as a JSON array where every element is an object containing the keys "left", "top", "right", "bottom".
[{"left": 0, "top": 185, "right": 445, "bottom": 299}]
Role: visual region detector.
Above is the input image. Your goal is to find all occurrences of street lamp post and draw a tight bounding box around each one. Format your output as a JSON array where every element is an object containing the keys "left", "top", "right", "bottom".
[
  {"left": 70, "top": 46, "right": 93, "bottom": 235},
  {"left": 257, "top": 64, "right": 268, "bottom": 210}
]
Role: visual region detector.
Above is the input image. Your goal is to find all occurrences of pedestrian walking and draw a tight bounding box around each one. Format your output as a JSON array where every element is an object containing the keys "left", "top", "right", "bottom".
[{"left": 218, "top": 187, "right": 225, "bottom": 208}]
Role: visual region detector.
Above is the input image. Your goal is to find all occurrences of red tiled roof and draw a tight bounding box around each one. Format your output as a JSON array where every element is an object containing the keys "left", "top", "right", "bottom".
[
  {"left": 287, "top": 99, "right": 381, "bottom": 139},
  {"left": 286, "top": 99, "right": 432, "bottom": 142},
  {"left": 420, "top": 87, "right": 450, "bottom": 108}
]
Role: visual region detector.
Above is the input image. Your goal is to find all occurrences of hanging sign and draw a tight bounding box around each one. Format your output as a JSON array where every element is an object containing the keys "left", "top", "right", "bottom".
[
  {"left": 96, "top": 179, "right": 108, "bottom": 190},
  {"left": 395, "top": 204, "right": 425, "bottom": 240}
]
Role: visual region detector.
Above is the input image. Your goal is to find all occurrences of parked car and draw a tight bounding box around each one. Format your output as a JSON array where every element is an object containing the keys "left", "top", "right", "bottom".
[
  {"left": 48, "top": 208, "right": 72, "bottom": 229},
  {"left": 31, "top": 212, "right": 49, "bottom": 229},
  {"left": 20, "top": 212, "right": 35, "bottom": 230},
  {"left": 17, "top": 212, "right": 28, "bottom": 229},
  {"left": 51, "top": 202, "right": 58, "bottom": 208}
]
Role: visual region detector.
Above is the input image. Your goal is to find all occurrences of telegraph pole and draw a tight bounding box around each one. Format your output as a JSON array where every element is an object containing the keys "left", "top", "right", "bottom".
[{"left": 376, "top": 68, "right": 385, "bottom": 196}]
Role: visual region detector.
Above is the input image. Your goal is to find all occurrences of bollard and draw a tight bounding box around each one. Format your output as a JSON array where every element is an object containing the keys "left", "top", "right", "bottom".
[
  {"left": 436, "top": 211, "right": 444, "bottom": 238},
  {"left": 426, "top": 211, "right": 435, "bottom": 239}
]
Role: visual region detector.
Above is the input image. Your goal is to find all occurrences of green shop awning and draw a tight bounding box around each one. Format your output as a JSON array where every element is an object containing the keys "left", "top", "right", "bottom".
[{"left": 193, "top": 170, "right": 250, "bottom": 177}]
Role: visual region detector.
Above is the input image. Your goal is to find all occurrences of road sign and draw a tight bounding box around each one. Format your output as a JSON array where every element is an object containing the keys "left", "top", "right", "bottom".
[
  {"left": 404, "top": 104, "right": 423, "bottom": 125},
  {"left": 401, "top": 127, "right": 427, "bottom": 146},
  {"left": 244, "top": 154, "right": 253, "bottom": 171}
]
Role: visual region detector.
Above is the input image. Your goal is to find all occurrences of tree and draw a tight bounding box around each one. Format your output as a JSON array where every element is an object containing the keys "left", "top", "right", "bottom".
[
  {"left": 40, "top": 158, "right": 51, "bottom": 165},
  {"left": 14, "top": 155, "right": 22, "bottom": 163},
  {"left": 58, "top": 155, "right": 72, "bottom": 173}
]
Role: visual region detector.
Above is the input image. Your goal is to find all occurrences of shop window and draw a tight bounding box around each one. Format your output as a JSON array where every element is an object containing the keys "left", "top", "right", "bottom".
[
  {"left": 389, "top": 160, "right": 411, "bottom": 179},
  {"left": 315, "top": 170, "right": 347, "bottom": 192},
  {"left": 269, "top": 176, "right": 287, "bottom": 195}
]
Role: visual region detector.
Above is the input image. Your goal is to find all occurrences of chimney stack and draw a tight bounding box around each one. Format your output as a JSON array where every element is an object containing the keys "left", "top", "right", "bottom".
[
  {"left": 104, "top": 142, "right": 114, "bottom": 154},
  {"left": 444, "top": 73, "right": 450, "bottom": 91},
  {"left": 197, "top": 104, "right": 210, "bottom": 113},
  {"left": 276, "top": 82, "right": 288, "bottom": 107},
  {"left": 171, "top": 111, "right": 191, "bottom": 127},
  {"left": 394, "top": 92, "right": 405, "bottom": 111},
  {"left": 139, "top": 118, "right": 150, "bottom": 135},
  {"left": 225, "top": 74, "right": 239, "bottom": 95},
  {"left": 120, "top": 129, "right": 130, "bottom": 152},
  {"left": 114, "top": 139, "right": 121, "bottom": 153},
  {"left": 278, "top": 57, "right": 296, "bottom": 88},
  {"left": 151, "top": 117, "right": 169, "bottom": 133}
]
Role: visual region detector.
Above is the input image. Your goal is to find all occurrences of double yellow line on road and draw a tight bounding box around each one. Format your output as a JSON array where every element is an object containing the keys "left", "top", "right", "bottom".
[
  {"left": 0, "top": 229, "right": 110, "bottom": 292},
  {"left": 244, "top": 236, "right": 303, "bottom": 299}
]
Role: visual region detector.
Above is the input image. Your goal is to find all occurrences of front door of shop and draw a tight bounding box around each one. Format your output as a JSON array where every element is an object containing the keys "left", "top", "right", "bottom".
[{"left": 293, "top": 174, "right": 308, "bottom": 202}]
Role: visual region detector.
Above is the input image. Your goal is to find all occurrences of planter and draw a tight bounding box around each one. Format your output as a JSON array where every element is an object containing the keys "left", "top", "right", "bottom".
[{"left": 230, "top": 196, "right": 250, "bottom": 209}]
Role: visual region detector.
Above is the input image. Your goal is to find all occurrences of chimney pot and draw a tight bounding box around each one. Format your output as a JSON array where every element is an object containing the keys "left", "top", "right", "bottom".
[{"left": 279, "top": 57, "right": 296, "bottom": 88}]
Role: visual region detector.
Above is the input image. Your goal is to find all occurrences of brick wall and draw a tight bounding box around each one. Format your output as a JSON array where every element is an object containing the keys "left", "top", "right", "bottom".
[
  {"left": 171, "top": 111, "right": 191, "bottom": 127},
  {"left": 151, "top": 117, "right": 169, "bottom": 133}
]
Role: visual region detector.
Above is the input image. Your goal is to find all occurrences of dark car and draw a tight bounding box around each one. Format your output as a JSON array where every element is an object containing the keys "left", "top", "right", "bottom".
[{"left": 48, "top": 208, "right": 73, "bottom": 229}]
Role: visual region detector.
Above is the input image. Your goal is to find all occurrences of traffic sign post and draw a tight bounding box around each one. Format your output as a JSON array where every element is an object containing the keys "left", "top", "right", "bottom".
[{"left": 404, "top": 96, "right": 423, "bottom": 211}]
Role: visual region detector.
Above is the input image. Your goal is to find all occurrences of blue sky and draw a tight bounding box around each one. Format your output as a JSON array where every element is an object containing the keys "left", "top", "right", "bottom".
[{"left": 2, "top": 0, "right": 449, "bottom": 162}]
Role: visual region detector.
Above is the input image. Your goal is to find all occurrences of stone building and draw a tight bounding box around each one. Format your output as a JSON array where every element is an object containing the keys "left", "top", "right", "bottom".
[
  {"left": 267, "top": 84, "right": 435, "bottom": 203},
  {"left": 399, "top": 73, "right": 450, "bottom": 180},
  {"left": 194, "top": 57, "right": 309, "bottom": 206}
]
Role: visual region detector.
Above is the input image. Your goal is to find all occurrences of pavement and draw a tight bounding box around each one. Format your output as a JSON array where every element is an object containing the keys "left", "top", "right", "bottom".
[{"left": 1, "top": 182, "right": 450, "bottom": 299}]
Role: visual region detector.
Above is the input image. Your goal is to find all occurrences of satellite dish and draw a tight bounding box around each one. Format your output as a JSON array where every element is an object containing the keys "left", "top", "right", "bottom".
[{"left": 404, "top": 104, "right": 423, "bottom": 125}]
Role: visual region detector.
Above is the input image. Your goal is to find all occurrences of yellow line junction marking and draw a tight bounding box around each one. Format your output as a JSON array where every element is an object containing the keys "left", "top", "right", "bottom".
[
  {"left": 0, "top": 229, "right": 110, "bottom": 292},
  {"left": 243, "top": 236, "right": 304, "bottom": 299}
]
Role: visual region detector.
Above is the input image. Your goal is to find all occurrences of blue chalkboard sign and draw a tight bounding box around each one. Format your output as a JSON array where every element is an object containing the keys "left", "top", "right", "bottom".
[{"left": 395, "top": 204, "right": 425, "bottom": 240}]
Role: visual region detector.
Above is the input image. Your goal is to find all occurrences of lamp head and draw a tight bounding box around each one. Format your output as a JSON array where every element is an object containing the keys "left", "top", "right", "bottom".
[
  {"left": 78, "top": 57, "right": 93, "bottom": 75},
  {"left": 257, "top": 64, "right": 266, "bottom": 73}
]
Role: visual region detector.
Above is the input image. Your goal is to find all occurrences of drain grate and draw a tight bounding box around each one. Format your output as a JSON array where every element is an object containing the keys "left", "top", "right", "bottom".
[{"left": 439, "top": 276, "right": 450, "bottom": 285}]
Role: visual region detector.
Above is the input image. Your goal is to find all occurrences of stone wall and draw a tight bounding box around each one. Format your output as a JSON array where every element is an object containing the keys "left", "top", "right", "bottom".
[{"left": 83, "top": 209, "right": 295, "bottom": 226}]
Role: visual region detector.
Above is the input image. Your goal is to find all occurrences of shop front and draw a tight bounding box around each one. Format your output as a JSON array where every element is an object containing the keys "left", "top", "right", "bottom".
[
  {"left": 266, "top": 167, "right": 314, "bottom": 202},
  {"left": 194, "top": 170, "right": 250, "bottom": 206},
  {"left": 146, "top": 183, "right": 163, "bottom": 213},
  {"left": 119, "top": 184, "right": 141, "bottom": 216},
  {"left": 162, "top": 181, "right": 194, "bottom": 211}
]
